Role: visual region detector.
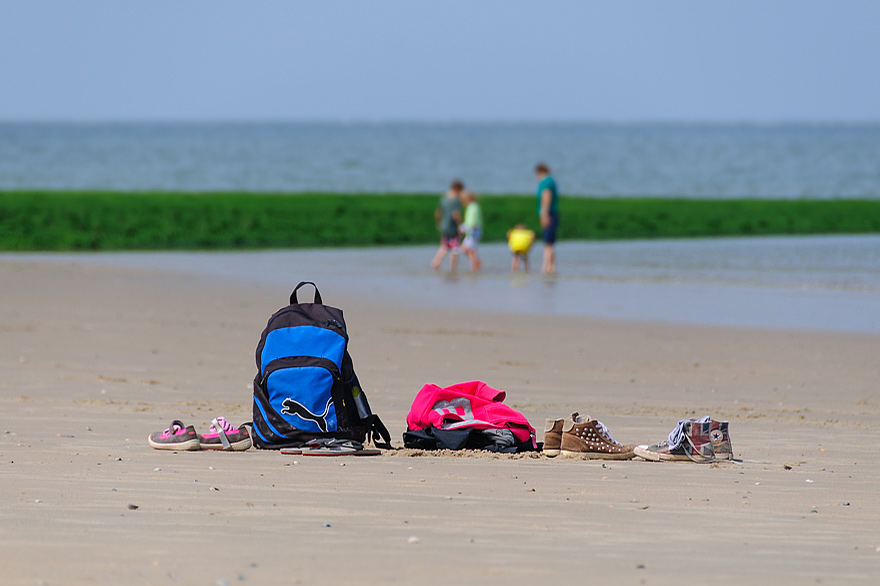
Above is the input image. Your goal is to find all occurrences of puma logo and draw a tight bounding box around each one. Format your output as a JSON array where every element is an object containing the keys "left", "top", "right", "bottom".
[{"left": 281, "top": 397, "right": 333, "bottom": 432}]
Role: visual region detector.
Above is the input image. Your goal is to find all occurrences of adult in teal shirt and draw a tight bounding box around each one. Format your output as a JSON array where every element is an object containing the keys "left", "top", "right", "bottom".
[{"left": 535, "top": 162, "right": 559, "bottom": 274}]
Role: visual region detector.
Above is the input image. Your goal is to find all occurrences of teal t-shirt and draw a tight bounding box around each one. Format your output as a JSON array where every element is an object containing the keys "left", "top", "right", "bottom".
[
  {"left": 536, "top": 176, "right": 559, "bottom": 215},
  {"left": 439, "top": 195, "right": 462, "bottom": 237}
]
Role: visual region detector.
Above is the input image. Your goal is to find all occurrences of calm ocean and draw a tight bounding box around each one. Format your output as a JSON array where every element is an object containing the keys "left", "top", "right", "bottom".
[{"left": 1, "top": 122, "right": 879, "bottom": 197}]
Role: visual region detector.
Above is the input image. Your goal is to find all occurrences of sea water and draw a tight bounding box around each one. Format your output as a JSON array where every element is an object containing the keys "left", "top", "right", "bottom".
[
  {"left": 3, "top": 123, "right": 878, "bottom": 332},
  {"left": 1, "top": 122, "right": 879, "bottom": 197},
  {"left": 7, "top": 235, "right": 879, "bottom": 333}
]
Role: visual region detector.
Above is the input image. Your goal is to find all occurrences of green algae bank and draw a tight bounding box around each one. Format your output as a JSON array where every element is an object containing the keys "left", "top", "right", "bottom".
[{"left": 1, "top": 191, "right": 879, "bottom": 251}]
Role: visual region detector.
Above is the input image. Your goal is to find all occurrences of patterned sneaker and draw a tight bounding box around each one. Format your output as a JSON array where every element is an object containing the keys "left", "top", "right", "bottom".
[
  {"left": 709, "top": 419, "right": 733, "bottom": 460},
  {"left": 199, "top": 417, "right": 252, "bottom": 451},
  {"left": 634, "top": 416, "right": 731, "bottom": 462},
  {"left": 542, "top": 417, "right": 565, "bottom": 457},
  {"left": 148, "top": 420, "right": 200, "bottom": 451},
  {"left": 560, "top": 414, "right": 636, "bottom": 459}
]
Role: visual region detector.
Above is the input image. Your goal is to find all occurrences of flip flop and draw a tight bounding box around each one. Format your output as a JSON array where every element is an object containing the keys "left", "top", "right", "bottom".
[
  {"left": 282, "top": 438, "right": 381, "bottom": 457},
  {"left": 302, "top": 446, "right": 381, "bottom": 457}
]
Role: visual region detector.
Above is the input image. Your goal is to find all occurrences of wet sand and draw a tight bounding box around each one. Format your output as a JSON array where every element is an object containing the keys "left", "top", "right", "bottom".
[{"left": 1, "top": 257, "right": 879, "bottom": 585}]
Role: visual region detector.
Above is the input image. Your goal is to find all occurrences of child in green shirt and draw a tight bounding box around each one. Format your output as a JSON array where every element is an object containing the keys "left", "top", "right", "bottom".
[{"left": 460, "top": 190, "right": 483, "bottom": 273}]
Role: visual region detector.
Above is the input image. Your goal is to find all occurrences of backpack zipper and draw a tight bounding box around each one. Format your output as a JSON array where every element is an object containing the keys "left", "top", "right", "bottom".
[{"left": 260, "top": 356, "right": 342, "bottom": 387}]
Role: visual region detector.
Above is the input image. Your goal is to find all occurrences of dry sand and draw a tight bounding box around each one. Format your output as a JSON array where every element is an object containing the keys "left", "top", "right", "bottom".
[{"left": 1, "top": 257, "right": 879, "bottom": 585}]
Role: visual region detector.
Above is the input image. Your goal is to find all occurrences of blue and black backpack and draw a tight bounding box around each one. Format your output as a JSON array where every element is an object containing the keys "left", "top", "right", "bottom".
[{"left": 251, "top": 282, "right": 391, "bottom": 449}]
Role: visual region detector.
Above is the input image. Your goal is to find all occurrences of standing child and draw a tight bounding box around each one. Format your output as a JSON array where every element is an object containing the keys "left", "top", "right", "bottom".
[
  {"left": 507, "top": 224, "right": 536, "bottom": 272},
  {"left": 460, "top": 190, "right": 483, "bottom": 273},
  {"left": 430, "top": 180, "right": 464, "bottom": 272}
]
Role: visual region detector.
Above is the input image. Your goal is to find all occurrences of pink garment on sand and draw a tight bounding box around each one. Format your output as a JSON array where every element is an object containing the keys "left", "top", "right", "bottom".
[{"left": 407, "top": 380, "right": 536, "bottom": 447}]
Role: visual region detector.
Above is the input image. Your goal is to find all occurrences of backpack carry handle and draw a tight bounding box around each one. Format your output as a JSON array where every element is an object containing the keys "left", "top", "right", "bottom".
[{"left": 290, "top": 281, "right": 323, "bottom": 305}]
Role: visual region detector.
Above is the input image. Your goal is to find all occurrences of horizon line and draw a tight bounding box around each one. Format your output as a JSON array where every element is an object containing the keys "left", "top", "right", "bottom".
[{"left": 1, "top": 117, "right": 880, "bottom": 127}]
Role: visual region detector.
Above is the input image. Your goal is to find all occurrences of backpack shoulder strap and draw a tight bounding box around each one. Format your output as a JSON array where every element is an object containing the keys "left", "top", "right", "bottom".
[{"left": 366, "top": 414, "right": 393, "bottom": 449}]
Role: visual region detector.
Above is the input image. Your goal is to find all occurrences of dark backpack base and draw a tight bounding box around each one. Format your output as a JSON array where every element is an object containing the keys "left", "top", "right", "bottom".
[{"left": 252, "top": 414, "right": 390, "bottom": 450}]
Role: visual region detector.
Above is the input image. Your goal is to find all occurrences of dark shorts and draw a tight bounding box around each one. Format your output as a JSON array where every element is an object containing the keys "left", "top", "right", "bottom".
[{"left": 542, "top": 212, "right": 559, "bottom": 244}]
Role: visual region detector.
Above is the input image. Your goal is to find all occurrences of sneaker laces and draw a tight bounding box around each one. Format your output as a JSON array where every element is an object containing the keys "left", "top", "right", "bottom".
[
  {"left": 165, "top": 420, "right": 186, "bottom": 434},
  {"left": 667, "top": 415, "right": 711, "bottom": 449},
  {"left": 209, "top": 416, "right": 236, "bottom": 434},
  {"left": 594, "top": 420, "right": 620, "bottom": 445}
]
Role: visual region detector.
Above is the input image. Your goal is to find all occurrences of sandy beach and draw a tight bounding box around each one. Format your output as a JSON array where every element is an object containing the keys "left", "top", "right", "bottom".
[{"left": 2, "top": 255, "right": 879, "bottom": 585}]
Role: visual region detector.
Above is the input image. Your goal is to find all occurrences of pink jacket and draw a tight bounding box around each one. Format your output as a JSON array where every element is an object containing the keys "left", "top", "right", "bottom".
[{"left": 407, "top": 380, "right": 536, "bottom": 447}]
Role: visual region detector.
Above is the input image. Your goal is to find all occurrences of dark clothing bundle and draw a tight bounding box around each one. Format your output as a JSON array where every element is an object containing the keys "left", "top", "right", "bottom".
[{"left": 403, "top": 380, "right": 537, "bottom": 453}]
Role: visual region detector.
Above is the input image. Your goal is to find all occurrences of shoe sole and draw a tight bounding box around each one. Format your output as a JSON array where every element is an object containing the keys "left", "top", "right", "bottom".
[
  {"left": 560, "top": 450, "right": 635, "bottom": 460},
  {"left": 147, "top": 436, "right": 201, "bottom": 451},
  {"left": 633, "top": 446, "right": 710, "bottom": 462},
  {"left": 199, "top": 438, "right": 252, "bottom": 451},
  {"left": 542, "top": 448, "right": 560, "bottom": 457}
]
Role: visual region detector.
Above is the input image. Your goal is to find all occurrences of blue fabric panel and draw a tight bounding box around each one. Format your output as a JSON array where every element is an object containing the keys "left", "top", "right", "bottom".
[
  {"left": 267, "top": 366, "right": 338, "bottom": 434},
  {"left": 261, "top": 326, "right": 345, "bottom": 372}
]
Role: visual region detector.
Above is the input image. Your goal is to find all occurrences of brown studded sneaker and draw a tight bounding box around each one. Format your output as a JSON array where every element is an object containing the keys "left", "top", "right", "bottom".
[
  {"left": 542, "top": 417, "right": 565, "bottom": 457},
  {"left": 560, "top": 414, "right": 636, "bottom": 459}
]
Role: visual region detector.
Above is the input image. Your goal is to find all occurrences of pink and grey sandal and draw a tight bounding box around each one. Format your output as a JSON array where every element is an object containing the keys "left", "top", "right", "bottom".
[
  {"left": 199, "top": 417, "right": 252, "bottom": 451},
  {"left": 148, "top": 420, "right": 200, "bottom": 451}
]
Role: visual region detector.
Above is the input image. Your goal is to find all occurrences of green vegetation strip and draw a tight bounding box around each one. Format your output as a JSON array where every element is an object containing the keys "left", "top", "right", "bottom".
[{"left": 1, "top": 191, "right": 879, "bottom": 251}]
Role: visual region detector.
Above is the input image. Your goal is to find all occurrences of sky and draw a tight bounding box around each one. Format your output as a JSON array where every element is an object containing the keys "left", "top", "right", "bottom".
[{"left": 1, "top": 1, "right": 879, "bottom": 123}]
